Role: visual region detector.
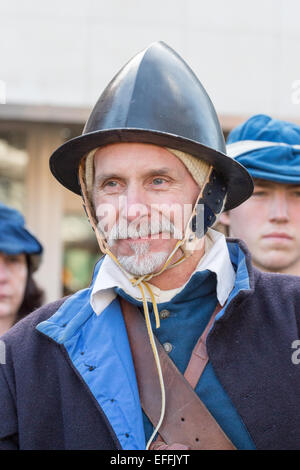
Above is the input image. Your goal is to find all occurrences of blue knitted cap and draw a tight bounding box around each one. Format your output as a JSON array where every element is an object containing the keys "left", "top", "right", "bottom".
[
  {"left": 0, "top": 203, "right": 43, "bottom": 270},
  {"left": 226, "top": 114, "right": 300, "bottom": 183}
]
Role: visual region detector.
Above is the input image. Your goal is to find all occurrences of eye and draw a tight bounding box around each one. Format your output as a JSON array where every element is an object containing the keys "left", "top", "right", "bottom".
[
  {"left": 101, "top": 179, "right": 123, "bottom": 193},
  {"left": 153, "top": 178, "right": 165, "bottom": 185},
  {"left": 5, "top": 254, "right": 24, "bottom": 264},
  {"left": 253, "top": 190, "right": 267, "bottom": 197},
  {"left": 151, "top": 177, "right": 170, "bottom": 187}
]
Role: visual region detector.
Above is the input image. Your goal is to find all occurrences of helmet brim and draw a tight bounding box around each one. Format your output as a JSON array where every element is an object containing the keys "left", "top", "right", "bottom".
[{"left": 50, "top": 128, "right": 253, "bottom": 211}]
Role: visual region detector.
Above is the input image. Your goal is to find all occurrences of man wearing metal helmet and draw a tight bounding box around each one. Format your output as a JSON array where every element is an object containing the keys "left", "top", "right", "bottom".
[
  {"left": 0, "top": 43, "right": 300, "bottom": 451},
  {"left": 220, "top": 114, "right": 300, "bottom": 276}
]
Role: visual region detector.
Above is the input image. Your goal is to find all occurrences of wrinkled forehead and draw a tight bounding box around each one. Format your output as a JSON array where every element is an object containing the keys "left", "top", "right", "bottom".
[
  {"left": 93, "top": 142, "right": 187, "bottom": 174},
  {"left": 88, "top": 142, "right": 211, "bottom": 190}
]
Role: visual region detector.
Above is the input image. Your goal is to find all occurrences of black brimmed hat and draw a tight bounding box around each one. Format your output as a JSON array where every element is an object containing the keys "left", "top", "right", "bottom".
[{"left": 50, "top": 41, "right": 253, "bottom": 210}]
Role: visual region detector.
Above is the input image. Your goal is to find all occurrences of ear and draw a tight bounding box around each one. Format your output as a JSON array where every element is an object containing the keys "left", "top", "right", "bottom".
[{"left": 219, "top": 211, "right": 231, "bottom": 227}]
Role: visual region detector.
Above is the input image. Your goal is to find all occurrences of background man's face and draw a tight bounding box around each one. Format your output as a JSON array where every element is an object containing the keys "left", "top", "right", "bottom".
[
  {"left": 220, "top": 179, "right": 300, "bottom": 275},
  {"left": 92, "top": 142, "right": 200, "bottom": 276}
]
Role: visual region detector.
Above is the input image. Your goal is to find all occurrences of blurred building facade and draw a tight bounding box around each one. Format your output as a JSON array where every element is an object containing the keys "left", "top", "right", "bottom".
[{"left": 0, "top": 0, "right": 299, "bottom": 302}]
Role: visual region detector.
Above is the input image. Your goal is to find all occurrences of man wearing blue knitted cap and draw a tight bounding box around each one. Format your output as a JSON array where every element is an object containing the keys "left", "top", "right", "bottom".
[{"left": 220, "top": 114, "right": 300, "bottom": 275}]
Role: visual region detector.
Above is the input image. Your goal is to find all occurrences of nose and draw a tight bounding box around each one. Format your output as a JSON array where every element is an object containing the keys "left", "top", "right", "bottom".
[
  {"left": 122, "top": 182, "right": 149, "bottom": 223},
  {"left": 268, "top": 191, "right": 289, "bottom": 223}
]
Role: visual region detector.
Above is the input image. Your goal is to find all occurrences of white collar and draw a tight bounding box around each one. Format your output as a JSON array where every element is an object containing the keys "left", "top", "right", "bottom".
[{"left": 90, "top": 228, "right": 235, "bottom": 315}]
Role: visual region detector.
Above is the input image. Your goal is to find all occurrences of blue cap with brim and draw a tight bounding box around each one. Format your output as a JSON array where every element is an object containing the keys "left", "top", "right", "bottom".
[
  {"left": 226, "top": 114, "right": 300, "bottom": 184},
  {"left": 0, "top": 203, "right": 43, "bottom": 271}
]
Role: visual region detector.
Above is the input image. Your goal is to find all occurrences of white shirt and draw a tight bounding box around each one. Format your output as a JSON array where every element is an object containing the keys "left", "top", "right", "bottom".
[{"left": 90, "top": 228, "right": 235, "bottom": 315}]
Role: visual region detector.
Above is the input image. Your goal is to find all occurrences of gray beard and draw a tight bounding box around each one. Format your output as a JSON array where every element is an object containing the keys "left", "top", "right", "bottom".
[
  {"left": 98, "top": 216, "right": 176, "bottom": 276},
  {"left": 117, "top": 241, "right": 169, "bottom": 276}
]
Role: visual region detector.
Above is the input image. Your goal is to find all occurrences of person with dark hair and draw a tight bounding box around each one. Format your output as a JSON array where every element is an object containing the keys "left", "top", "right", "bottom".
[{"left": 0, "top": 203, "right": 44, "bottom": 335}]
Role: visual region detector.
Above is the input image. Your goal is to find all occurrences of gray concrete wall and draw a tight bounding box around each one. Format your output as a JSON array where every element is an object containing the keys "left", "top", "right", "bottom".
[{"left": 0, "top": 0, "right": 299, "bottom": 119}]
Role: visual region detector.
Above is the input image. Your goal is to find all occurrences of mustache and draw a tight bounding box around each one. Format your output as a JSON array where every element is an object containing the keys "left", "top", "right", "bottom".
[{"left": 97, "top": 216, "right": 183, "bottom": 244}]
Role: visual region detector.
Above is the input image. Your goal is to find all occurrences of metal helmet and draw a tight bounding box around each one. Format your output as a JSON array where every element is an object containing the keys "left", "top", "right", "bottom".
[{"left": 50, "top": 41, "right": 253, "bottom": 211}]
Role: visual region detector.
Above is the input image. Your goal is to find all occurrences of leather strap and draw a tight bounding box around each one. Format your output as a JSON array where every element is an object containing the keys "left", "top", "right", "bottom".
[
  {"left": 184, "top": 302, "right": 222, "bottom": 388},
  {"left": 120, "top": 297, "right": 236, "bottom": 450}
]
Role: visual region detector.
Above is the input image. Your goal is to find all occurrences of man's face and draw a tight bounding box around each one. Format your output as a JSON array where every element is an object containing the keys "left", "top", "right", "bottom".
[
  {"left": 92, "top": 143, "right": 200, "bottom": 276},
  {"left": 220, "top": 179, "right": 300, "bottom": 274},
  {"left": 0, "top": 252, "right": 27, "bottom": 320}
]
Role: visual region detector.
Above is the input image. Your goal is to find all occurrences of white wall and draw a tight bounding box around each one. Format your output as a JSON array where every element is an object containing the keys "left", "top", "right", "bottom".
[{"left": 0, "top": 0, "right": 299, "bottom": 120}]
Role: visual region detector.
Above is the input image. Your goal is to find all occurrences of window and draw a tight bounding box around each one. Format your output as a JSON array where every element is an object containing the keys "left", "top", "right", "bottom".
[
  {"left": 62, "top": 214, "right": 100, "bottom": 295},
  {"left": 0, "top": 129, "right": 28, "bottom": 211}
]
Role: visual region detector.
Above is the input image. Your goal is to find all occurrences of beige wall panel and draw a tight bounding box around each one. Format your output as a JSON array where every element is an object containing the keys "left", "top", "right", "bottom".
[{"left": 25, "top": 125, "right": 64, "bottom": 303}]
